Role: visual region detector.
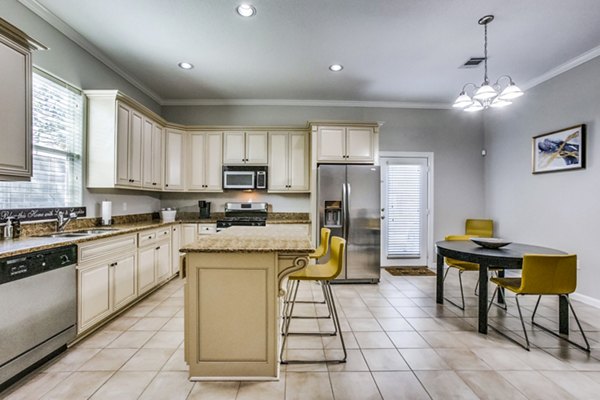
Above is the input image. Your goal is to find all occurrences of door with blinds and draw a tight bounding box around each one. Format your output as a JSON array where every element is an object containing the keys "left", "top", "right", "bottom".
[{"left": 381, "top": 156, "right": 429, "bottom": 266}]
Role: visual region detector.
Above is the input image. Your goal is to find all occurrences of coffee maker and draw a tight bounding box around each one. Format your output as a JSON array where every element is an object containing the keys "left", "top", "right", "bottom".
[{"left": 198, "top": 201, "right": 211, "bottom": 219}]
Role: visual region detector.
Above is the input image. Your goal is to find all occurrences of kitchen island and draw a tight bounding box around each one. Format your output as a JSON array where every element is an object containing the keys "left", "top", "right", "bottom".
[{"left": 180, "top": 225, "right": 312, "bottom": 380}]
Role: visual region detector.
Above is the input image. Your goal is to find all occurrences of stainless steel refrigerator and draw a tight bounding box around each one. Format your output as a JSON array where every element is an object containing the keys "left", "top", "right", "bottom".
[{"left": 317, "top": 164, "right": 381, "bottom": 283}]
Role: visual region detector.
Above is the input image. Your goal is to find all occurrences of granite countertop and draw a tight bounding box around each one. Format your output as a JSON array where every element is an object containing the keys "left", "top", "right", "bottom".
[
  {"left": 181, "top": 225, "right": 313, "bottom": 253},
  {"left": 0, "top": 220, "right": 179, "bottom": 258}
]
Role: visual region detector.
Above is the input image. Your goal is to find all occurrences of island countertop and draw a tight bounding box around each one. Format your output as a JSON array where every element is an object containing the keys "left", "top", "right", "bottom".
[{"left": 180, "top": 225, "right": 313, "bottom": 253}]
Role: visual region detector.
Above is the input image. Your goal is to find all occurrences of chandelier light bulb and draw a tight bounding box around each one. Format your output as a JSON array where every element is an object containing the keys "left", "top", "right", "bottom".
[
  {"left": 464, "top": 101, "right": 484, "bottom": 112},
  {"left": 498, "top": 84, "right": 524, "bottom": 100},
  {"left": 452, "top": 93, "right": 473, "bottom": 108},
  {"left": 473, "top": 84, "right": 497, "bottom": 101},
  {"left": 490, "top": 98, "right": 512, "bottom": 108}
]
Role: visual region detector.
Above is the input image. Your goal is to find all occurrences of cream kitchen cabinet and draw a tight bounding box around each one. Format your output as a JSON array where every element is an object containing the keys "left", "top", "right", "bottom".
[
  {"left": 138, "top": 227, "right": 172, "bottom": 295},
  {"left": 316, "top": 125, "right": 375, "bottom": 163},
  {"left": 142, "top": 117, "right": 163, "bottom": 189},
  {"left": 182, "top": 223, "right": 198, "bottom": 246},
  {"left": 0, "top": 20, "right": 45, "bottom": 181},
  {"left": 77, "top": 234, "right": 137, "bottom": 334},
  {"left": 223, "top": 131, "right": 268, "bottom": 164},
  {"left": 268, "top": 131, "right": 309, "bottom": 192},
  {"left": 187, "top": 131, "right": 222, "bottom": 191},
  {"left": 86, "top": 92, "right": 153, "bottom": 188},
  {"left": 165, "top": 128, "right": 185, "bottom": 191},
  {"left": 171, "top": 224, "right": 181, "bottom": 275}
]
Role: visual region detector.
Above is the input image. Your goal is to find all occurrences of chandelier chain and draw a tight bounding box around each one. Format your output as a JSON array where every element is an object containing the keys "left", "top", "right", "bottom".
[{"left": 483, "top": 22, "right": 488, "bottom": 84}]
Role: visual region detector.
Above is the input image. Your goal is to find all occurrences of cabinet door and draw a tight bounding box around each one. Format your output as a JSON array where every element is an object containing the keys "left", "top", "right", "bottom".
[
  {"left": 142, "top": 118, "right": 154, "bottom": 188},
  {"left": 317, "top": 126, "right": 346, "bottom": 161},
  {"left": 288, "top": 132, "right": 309, "bottom": 191},
  {"left": 345, "top": 127, "right": 374, "bottom": 161},
  {"left": 115, "top": 103, "right": 131, "bottom": 185},
  {"left": 151, "top": 124, "right": 163, "bottom": 188},
  {"left": 0, "top": 37, "right": 31, "bottom": 180},
  {"left": 165, "top": 129, "right": 185, "bottom": 190},
  {"left": 112, "top": 253, "right": 137, "bottom": 311},
  {"left": 182, "top": 224, "right": 197, "bottom": 246},
  {"left": 171, "top": 225, "right": 181, "bottom": 275},
  {"left": 156, "top": 241, "right": 171, "bottom": 283},
  {"left": 205, "top": 132, "right": 223, "bottom": 191},
  {"left": 138, "top": 245, "right": 156, "bottom": 295},
  {"left": 223, "top": 131, "right": 245, "bottom": 164},
  {"left": 268, "top": 132, "right": 289, "bottom": 191},
  {"left": 128, "top": 110, "right": 143, "bottom": 186},
  {"left": 78, "top": 263, "right": 111, "bottom": 333},
  {"left": 187, "top": 131, "right": 206, "bottom": 190},
  {"left": 246, "top": 131, "right": 268, "bottom": 164}
]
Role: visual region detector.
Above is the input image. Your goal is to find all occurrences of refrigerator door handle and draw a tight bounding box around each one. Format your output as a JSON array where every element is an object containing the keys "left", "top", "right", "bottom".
[
  {"left": 342, "top": 183, "right": 348, "bottom": 239},
  {"left": 346, "top": 183, "right": 351, "bottom": 238}
]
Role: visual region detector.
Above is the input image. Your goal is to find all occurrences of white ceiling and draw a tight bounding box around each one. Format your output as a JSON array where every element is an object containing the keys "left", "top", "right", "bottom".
[{"left": 21, "top": 0, "right": 600, "bottom": 106}]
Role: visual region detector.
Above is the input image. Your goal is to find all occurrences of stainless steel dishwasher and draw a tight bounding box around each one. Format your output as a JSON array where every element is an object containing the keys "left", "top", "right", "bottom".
[{"left": 0, "top": 245, "right": 77, "bottom": 390}]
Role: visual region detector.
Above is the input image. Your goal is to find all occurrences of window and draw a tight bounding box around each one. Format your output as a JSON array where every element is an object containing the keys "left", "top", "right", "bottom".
[{"left": 0, "top": 70, "right": 83, "bottom": 208}]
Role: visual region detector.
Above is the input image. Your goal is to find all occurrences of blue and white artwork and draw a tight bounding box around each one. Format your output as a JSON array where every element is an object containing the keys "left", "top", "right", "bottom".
[{"left": 532, "top": 125, "right": 586, "bottom": 174}]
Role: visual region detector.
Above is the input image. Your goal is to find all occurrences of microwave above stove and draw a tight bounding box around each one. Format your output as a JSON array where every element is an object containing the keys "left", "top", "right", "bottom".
[{"left": 223, "top": 166, "right": 267, "bottom": 190}]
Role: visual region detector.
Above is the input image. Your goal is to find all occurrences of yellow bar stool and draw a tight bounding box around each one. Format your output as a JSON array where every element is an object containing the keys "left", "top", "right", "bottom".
[
  {"left": 488, "top": 254, "right": 590, "bottom": 352},
  {"left": 280, "top": 236, "right": 347, "bottom": 364},
  {"left": 282, "top": 228, "right": 332, "bottom": 329}
]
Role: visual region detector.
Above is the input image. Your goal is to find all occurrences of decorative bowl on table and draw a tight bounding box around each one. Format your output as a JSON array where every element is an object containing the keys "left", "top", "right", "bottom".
[{"left": 470, "top": 238, "right": 511, "bottom": 249}]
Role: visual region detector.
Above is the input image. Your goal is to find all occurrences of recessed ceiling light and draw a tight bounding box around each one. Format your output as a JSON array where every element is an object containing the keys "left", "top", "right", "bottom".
[
  {"left": 329, "top": 64, "right": 343, "bottom": 72},
  {"left": 236, "top": 4, "right": 256, "bottom": 17},
  {"left": 178, "top": 62, "right": 194, "bottom": 70}
]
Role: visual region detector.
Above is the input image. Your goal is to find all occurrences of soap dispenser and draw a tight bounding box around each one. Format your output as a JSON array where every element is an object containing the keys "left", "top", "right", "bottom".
[{"left": 3, "top": 217, "right": 13, "bottom": 239}]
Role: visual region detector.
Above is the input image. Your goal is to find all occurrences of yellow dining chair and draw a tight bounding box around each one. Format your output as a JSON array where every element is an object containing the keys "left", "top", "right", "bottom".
[
  {"left": 443, "top": 234, "right": 480, "bottom": 310},
  {"left": 488, "top": 254, "right": 590, "bottom": 352},
  {"left": 465, "top": 219, "right": 493, "bottom": 238},
  {"left": 280, "top": 236, "right": 347, "bottom": 364}
]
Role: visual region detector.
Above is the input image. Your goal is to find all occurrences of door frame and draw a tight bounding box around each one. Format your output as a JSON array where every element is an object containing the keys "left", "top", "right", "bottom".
[{"left": 379, "top": 151, "right": 434, "bottom": 268}]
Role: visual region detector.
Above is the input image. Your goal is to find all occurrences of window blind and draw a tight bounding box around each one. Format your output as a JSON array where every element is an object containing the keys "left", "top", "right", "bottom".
[
  {"left": 0, "top": 71, "right": 83, "bottom": 208},
  {"left": 386, "top": 163, "right": 422, "bottom": 257}
]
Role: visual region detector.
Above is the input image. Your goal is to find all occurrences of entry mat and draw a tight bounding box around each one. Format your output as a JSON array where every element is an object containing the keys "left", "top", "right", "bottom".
[{"left": 384, "top": 267, "right": 436, "bottom": 276}]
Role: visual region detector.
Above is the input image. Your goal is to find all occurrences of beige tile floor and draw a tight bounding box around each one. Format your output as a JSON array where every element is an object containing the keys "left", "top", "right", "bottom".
[{"left": 3, "top": 270, "right": 600, "bottom": 400}]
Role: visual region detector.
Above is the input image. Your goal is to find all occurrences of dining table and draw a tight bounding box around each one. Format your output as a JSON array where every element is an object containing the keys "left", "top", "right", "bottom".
[{"left": 435, "top": 240, "right": 566, "bottom": 334}]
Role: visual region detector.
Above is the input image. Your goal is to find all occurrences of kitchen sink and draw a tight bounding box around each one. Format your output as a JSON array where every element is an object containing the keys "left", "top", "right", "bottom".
[{"left": 37, "top": 228, "right": 119, "bottom": 238}]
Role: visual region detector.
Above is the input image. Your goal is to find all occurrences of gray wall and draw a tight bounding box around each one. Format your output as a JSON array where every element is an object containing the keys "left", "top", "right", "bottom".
[
  {"left": 484, "top": 56, "right": 600, "bottom": 301},
  {"left": 163, "top": 106, "right": 486, "bottom": 242},
  {"left": 1, "top": 0, "right": 162, "bottom": 216}
]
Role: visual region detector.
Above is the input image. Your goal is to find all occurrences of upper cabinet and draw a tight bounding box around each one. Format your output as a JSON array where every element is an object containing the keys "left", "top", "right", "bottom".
[
  {"left": 142, "top": 117, "right": 163, "bottom": 190},
  {"left": 187, "top": 131, "right": 223, "bottom": 191},
  {"left": 315, "top": 125, "right": 377, "bottom": 163},
  {"left": 223, "top": 131, "right": 268, "bottom": 164},
  {"left": 0, "top": 19, "right": 46, "bottom": 181},
  {"left": 268, "top": 131, "right": 309, "bottom": 192},
  {"left": 164, "top": 128, "right": 185, "bottom": 191},
  {"left": 86, "top": 92, "right": 152, "bottom": 189}
]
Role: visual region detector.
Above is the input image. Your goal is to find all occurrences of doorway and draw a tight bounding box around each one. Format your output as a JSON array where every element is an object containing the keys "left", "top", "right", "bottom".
[{"left": 380, "top": 153, "right": 433, "bottom": 267}]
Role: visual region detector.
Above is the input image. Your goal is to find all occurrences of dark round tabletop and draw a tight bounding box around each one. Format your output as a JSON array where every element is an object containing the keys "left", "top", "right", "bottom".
[{"left": 436, "top": 240, "right": 566, "bottom": 266}]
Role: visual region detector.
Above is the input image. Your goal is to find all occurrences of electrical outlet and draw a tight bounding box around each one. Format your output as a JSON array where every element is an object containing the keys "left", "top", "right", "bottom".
[{"left": 123, "top": 202, "right": 127, "bottom": 211}]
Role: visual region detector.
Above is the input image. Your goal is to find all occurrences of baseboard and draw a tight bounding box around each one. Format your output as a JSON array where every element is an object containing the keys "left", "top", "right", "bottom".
[{"left": 571, "top": 292, "right": 600, "bottom": 309}]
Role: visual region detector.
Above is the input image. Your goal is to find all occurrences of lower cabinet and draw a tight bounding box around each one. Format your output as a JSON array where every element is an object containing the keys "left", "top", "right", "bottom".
[
  {"left": 77, "top": 226, "right": 177, "bottom": 336},
  {"left": 77, "top": 235, "right": 137, "bottom": 334},
  {"left": 137, "top": 227, "right": 172, "bottom": 295},
  {"left": 171, "top": 225, "right": 181, "bottom": 275}
]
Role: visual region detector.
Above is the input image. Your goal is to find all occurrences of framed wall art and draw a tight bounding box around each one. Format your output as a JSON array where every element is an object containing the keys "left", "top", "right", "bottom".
[{"left": 532, "top": 124, "right": 586, "bottom": 174}]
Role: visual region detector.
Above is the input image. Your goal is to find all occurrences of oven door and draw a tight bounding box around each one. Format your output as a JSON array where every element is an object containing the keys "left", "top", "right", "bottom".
[{"left": 223, "top": 171, "right": 255, "bottom": 189}]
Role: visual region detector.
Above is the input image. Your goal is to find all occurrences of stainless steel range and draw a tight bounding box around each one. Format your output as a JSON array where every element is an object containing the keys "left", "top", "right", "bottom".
[{"left": 216, "top": 202, "right": 268, "bottom": 229}]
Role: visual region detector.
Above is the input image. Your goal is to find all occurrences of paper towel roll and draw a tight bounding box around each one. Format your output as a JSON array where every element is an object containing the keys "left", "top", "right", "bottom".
[{"left": 101, "top": 201, "right": 112, "bottom": 226}]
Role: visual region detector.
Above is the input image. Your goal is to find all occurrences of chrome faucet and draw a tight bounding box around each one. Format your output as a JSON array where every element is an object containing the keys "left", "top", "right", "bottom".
[{"left": 56, "top": 211, "right": 78, "bottom": 232}]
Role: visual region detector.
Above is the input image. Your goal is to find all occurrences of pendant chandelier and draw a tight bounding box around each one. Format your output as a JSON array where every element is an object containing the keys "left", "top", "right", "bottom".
[{"left": 453, "top": 15, "right": 523, "bottom": 112}]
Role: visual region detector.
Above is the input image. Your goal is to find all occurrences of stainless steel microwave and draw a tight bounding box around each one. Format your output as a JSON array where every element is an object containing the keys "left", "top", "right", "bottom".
[{"left": 222, "top": 166, "right": 267, "bottom": 190}]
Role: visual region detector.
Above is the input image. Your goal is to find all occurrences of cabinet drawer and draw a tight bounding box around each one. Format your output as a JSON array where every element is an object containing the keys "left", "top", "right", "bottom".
[
  {"left": 198, "top": 224, "right": 216, "bottom": 235},
  {"left": 138, "top": 231, "right": 157, "bottom": 246},
  {"left": 156, "top": 227, "right": 171, "bottom": 240},
  {"left": 78, "top": 234, "right": 137, "bottom": 264}
]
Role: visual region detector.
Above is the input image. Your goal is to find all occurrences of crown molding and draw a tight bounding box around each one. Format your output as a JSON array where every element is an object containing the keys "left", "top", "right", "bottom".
[
  {"left": 522, "top": 44, "right": 600, "bottom": 90},
  {"left": 18, "top": 0, "right": 164, "bottom": 105},
  {"left": 161, "top": 98, "right": 451, "bottom": 109}
]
